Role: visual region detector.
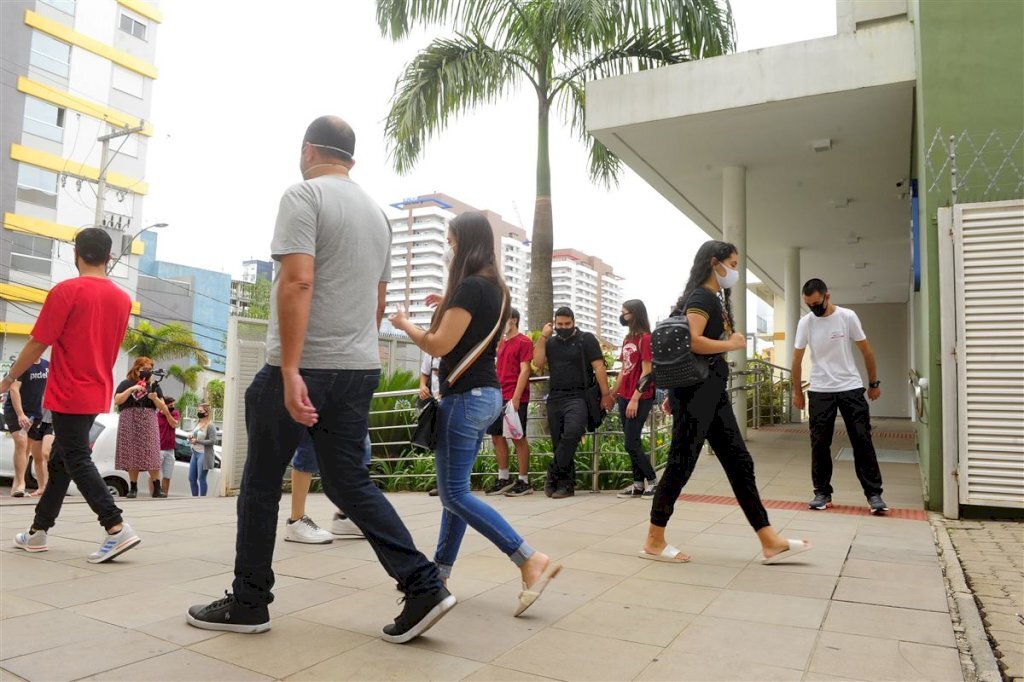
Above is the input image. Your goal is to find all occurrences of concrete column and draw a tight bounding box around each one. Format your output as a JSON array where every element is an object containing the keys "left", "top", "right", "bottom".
[
  {"left": 785, "top": 247, "right": 801, "bottom": 422},
  {"left": 722, "top": 166, "right": 747, "bottom": 438}
]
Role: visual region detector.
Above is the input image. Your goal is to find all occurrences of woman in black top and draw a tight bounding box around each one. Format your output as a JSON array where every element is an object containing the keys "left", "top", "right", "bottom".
[
  {"left": 641, "top": 241, "right": 810, "bottom": 564},
  {"left": 114, "top": 357, "right": 166, "bottom": 498},
  {"left": 391, "top": 212, "right": 561, "bottom": 617}
]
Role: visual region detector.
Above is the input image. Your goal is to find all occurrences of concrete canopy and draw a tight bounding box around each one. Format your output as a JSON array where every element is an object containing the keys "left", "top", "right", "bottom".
[{"left": 588, "top": 22, "right": 917, "bottom": 304}]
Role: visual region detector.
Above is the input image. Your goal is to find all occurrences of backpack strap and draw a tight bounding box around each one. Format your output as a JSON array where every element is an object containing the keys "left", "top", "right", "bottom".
[{"left": 447, "top": 292, "right": 508, "bottom": 388}]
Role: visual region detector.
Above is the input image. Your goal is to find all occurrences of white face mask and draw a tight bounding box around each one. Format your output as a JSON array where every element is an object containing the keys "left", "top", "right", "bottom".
[
  {"left": 443, "top": 247, "right": 454, "bottom": 270},
  {"left": 715, "top": 262, "right": 740, "bottom": 289}
]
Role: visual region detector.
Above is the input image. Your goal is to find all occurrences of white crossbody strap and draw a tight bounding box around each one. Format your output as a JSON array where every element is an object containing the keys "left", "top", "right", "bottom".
[{"left": 447, "top": 293, "right": 508, "bottom": 388}]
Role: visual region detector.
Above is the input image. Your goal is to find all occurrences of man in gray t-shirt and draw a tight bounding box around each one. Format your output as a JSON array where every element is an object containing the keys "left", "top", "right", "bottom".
[{"left": 187, "top": 116, "right": 452, "bottom": 644}]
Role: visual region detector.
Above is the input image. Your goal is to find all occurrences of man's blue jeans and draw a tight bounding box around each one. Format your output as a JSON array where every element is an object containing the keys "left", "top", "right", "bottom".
[
  {"left": 232, "top": 365, "right": 442, "bottom": 607},
  {"left": 434, "top": 386, "right": 533, "bottom": 578}
]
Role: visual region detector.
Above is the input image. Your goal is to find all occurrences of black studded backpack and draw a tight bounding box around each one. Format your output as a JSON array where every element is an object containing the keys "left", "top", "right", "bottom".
[{"left": 651, "top": 314, "right": 709, "bottom": 389}]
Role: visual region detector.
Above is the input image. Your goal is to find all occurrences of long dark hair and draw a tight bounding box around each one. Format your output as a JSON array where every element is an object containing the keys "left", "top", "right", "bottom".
[
  {"left": 429, "top": 211, "right": 510, "bottom": 334},
  {"left": 674, "top": 240, "right": 737, "bottom": 330},
  {"left": 622, "top": 299, "right": 651, "bottom": 339}
]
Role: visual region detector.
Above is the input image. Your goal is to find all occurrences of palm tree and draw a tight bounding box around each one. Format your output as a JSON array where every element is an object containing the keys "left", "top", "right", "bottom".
[
  {"left": 377, "top": 0, "right": 735, "bottom": 328},
  {"left": 167, "top": 364, "right": 205, "bottom": 391},
  {"left": 121, "top": 321, "right": 209, "bottom": 367}
]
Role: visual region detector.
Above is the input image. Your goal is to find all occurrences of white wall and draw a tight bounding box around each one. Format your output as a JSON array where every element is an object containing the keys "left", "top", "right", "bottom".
[{"left": 845, "top": 302, "right": 910, "bottom": 418}]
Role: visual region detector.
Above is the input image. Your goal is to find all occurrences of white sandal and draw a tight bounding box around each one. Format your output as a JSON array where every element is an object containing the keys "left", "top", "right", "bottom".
[
  {"left": 515, "top": 562, "right": 562, "bottom": 617},
  {"left": 762, "top": 539, "right": 812, "bottom": 565},
  {"left": 638, "top": 545, "right": 691, "bottom": 563}
]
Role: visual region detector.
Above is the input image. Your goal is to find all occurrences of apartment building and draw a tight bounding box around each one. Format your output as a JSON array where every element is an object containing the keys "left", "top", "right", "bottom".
[
  {"left": 1, "top": 0, "right": 161, "bottom": 368},
  {"left": 552, "top": 249, "right": 625, "bottom": 347},
  {"left": 386, "top": 193, "right": 531, "bottom": 328}
]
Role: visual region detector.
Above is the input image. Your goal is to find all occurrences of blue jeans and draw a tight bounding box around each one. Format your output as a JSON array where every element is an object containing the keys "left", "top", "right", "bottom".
[
  {"left": 189, "top": 451, "right": 209, "bottom": 496},
  {"left": 292, "top": 430, "right": 371, "bottom": 473},
  {"left": 434, "top": 386, "right": 533, "bottom": 578},
  {"left": 233, "top": 365, "right": 442, "bottom": 607}
]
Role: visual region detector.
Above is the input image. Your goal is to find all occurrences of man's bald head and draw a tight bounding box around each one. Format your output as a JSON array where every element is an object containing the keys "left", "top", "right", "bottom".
[{"left": 303, "top": 116, "right": 355, "bottom": 162}]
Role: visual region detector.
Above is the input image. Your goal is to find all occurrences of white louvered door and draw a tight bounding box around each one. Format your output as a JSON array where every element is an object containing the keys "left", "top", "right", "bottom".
[
  {"left": 954, "top": 200, "right": 1024, "bottom": 508},
  {"left": 221, "top": 317, "right": 268, "bottom": 495}
]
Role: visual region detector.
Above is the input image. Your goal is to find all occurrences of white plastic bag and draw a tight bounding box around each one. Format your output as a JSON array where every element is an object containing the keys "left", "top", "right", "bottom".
[{"left": 502, "top": 401, "right": 524, "bottom": 440}]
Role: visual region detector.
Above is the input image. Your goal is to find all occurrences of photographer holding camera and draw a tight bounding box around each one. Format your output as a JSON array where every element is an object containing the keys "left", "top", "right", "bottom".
[{"left": 113, "top": 357, "right": 167, "bottom": 498}]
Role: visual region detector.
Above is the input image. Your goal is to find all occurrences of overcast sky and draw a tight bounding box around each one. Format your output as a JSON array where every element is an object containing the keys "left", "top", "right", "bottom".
[{"left": 143, "top": 0, "right": 836, "bottom": 323}]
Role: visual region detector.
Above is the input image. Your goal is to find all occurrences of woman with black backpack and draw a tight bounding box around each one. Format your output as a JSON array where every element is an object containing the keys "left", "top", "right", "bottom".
[{"left": 640, "top": 240, "right": 811, "bottom": 565}]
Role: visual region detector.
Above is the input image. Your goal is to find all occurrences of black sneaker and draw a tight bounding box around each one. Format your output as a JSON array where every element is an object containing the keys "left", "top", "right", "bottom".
[
  {"left": 868, "top": 495, "right": 889, "bottom": 515},
  {"left": 617, "top": 485, "right": 643, "bottom": 499},
  {"left": 485, "top": 479, "right": 514, "bottom": 496},
  {"left": 642, "top": 484, "right": 657, "bottom": 499},
  {"left": 543, "top": 473, "right": 556, "bottom": 498},
  {"left": 808, "top": 493, "right": 832, "bottom": 510},
  {"left": 186, "top": 592, "right": 270, "bottom": 634},
  {"left": 551, "top": 485, "right": 574, "bottom": 499},
  {"left": 506, "top": 480, "right": 533, "bottom": 497},
  {"left": 381, "top": 587, "right": 456, "bottom": 644},
  {"left": 428, "top": 488, "right": 439, "bottom": 497}
]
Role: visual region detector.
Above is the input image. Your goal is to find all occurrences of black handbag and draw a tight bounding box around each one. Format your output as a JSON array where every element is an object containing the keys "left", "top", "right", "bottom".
[
  {"left": 411, "top": 398, "right": 439, "bottom": 451},
  {"left": 576, "top": 334, "right": 606, "bottom": 432}
]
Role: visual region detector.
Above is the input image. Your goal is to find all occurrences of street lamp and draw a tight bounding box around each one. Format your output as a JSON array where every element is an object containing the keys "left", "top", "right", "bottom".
[{"left": 107, "top": 222, "right": 168, "bottom": 274}]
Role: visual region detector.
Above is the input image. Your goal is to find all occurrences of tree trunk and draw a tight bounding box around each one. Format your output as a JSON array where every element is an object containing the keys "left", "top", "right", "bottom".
[{"left": 527, "top": 96, "right": 553, "bottom": 331}]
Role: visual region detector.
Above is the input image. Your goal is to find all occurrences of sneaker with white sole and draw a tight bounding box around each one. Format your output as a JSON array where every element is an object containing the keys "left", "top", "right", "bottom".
[
  {"left": 505, "top": 479, "right": 533, "bottom": 497},
  {"left": 617, "top": 485, "right": 644, "bottom": 499},
  {"left": 88, "top": 523, "right": 141, "bottom": 563},
  {"left": 187, "top": 591, "right": 270, "bottom": 634},
  {"left": 867, "top": 495, "right": 889, "bottom": 515},
  {"left": 13, "top": 528, "right": 47, "bottom": 553},
  {"left": 284, "top": 515, "right": 333, "bottom": 544},
  {"left": 382, "top": 586, "right": 456, "bottom": 644},
  {"left": 331, "top": 512, "right": 365, "bottom": 538},
  {"left": 485, "top": 479, "right": 514, "bottom": 496}
]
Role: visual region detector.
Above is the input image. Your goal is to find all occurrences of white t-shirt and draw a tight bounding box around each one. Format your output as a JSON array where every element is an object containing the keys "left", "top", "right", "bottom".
[
  {"left": 420, "top": 353, "right": 441, "bottom": 398},
  {"left": 794, "top": 306, "right": 867, "bottom": 392}
]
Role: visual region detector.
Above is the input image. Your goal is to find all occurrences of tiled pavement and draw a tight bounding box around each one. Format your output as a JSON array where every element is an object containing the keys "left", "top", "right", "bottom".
[{"left": 1, "top": 422, "right": 966, "bottom": 681}]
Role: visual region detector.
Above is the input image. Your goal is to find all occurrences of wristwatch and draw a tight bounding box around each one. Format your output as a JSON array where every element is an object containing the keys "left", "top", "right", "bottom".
[{"left": 869, "top": 380, "right": 881, "bottom": 389}]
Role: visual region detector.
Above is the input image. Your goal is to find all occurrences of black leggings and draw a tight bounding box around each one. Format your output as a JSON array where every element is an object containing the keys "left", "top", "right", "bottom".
[{"left": 650, "top": 365, "right": 770, "bottom": 531}]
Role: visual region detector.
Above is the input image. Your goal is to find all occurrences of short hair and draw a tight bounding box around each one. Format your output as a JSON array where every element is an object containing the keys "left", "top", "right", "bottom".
[
  {"left": 304, "top": 116, "right": 355, "bottom": 162},
  {"left": 802, "top": 278, "right": 828, "bottom": 297},
  {"left": 508, "top": 308, "right": 520, "bottom": 324},
  {"left": 555, "top": 306, "right": 574, "bottom": 320},
  {"left": 75, "top": 228, "right": 112, "bottom": 266},
  {"left": 165, "top": 396, "right": 176, "bottom": 405}
]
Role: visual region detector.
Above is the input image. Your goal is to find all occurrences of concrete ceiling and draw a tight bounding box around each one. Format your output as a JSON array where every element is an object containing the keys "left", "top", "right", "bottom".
[{"left": 601, "top": 82, "right": 915, "bottom": 304}]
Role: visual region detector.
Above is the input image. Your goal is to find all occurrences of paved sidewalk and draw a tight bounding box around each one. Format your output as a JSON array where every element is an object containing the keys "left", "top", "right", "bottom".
[
  {"left": 0, "top": 425, "right": 965, "bottom": 681},
  {"left": 945, "top": 519, "right": 1024, "bottom": 681}
]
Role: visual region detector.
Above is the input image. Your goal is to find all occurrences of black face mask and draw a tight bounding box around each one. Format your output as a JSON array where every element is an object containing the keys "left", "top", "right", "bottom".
[
  {"left": 139, "top": 369, "right": 153, "bottom": 379},
  {"left": 619, "top": 315, "right": 629, "bottom": 327},
  {"left": 555, "top": 327, "right": 575, "bottom": 340},
  {"left": 809, "top": 299, "right": 829, "bottom": 317},
  {"left": 197, "top": 411, "right": 208, "bottom": 419}
]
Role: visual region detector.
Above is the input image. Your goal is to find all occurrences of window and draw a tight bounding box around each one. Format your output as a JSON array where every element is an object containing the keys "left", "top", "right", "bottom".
[
  {"left": 111, "top": 65, "right": 145, "bottom": 98},
  {"left": 16, "top": 164, "right": 58, "bottom": 209},
  {"left": 10, "top": 232, "right": 53, "bottom": 276},
  {"left": 40, "top": 0, "right": 76, "bottom": 14},
  {"left": 23, "top": 96, "right": 65, "bottom": 142},
  {"left": 119, "top": 11, "right": 147, "bottom": 40},
  {"left": 30, "top": 32, "right": 71, "bottom": 78}
]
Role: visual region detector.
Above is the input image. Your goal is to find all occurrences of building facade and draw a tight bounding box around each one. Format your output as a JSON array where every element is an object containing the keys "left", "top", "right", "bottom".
[
  {"left": 552, "top": 249, "right": 625, "bottom": 347},
  {"left": 241, "top": 258, "right": 271, "bottom": 283},
  {"left": 385, "top": 193, "right": 532, "bottom": 328},
  {"left": 1, "top": 0, "right": 161, "bottom": 375}
]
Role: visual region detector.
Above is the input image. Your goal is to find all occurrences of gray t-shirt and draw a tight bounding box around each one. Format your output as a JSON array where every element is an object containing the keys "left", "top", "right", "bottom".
[{"left": 266, "top": 176, "right": 392, "bottom": 369}]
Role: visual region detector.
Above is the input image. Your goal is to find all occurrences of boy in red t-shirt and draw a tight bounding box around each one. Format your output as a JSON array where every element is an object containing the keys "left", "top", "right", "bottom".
[
  {"left": 3, "top": 228, "right": 141, "bottom": 563},
  {"left": 484, "top": 309, "right": 534, "bottom": 497}
]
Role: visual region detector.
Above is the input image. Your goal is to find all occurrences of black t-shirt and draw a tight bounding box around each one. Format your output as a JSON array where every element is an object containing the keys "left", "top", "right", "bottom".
[
  {"left": 3, "top": 359, "right": 49, "bottom": 417},
  {"left": 546, "top": 330, "right": 603, "bottom": 391},
  {"left": 115, "top": 378, "right": 163, "bottom": 411},
  {"left": 684, "top": 287, "right": 732, "bottom": 357},
  {"left": 439, "top": 276, "right": 503, "bottom": 396}
]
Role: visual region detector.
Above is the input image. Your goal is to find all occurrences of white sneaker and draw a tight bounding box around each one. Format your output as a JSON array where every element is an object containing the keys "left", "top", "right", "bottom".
[
  {"left": 88, "top": 523, "right": 141, "bottom": 563},
  {"left": 331, "top": 512, "right": 364, "bottom": 538},
  {"left": 284, "top": 516, "right": 333, "bottom": 544},
  {"left": 13, "top": 528, "right": 47, "bottom": 553}
]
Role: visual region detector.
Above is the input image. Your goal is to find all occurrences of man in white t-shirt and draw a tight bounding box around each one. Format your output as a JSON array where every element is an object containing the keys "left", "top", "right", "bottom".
[{"left": 792, "top": 278, "right": 887, "bottom": 515}]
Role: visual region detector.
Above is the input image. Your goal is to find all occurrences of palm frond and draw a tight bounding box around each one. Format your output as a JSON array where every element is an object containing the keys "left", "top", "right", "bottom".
[
  {"left": 554, "top": 79, "right": 621, "bottom": 187},
  {"left": 384, "top": 33, "right": 525, "bottom": 173},
  {"left": 616, "top": 0, "right": 736, "bottom": 57},
  {"left": 376, "top": 0, "right": 516, "bottom": 40}
]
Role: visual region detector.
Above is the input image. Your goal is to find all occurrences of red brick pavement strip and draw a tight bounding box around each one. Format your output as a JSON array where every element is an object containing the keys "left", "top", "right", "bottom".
[
  {"left": 678, "top": 493, "right": 929, "bottom": 520},
  {"left": 758, "top": 426, "right": 916, "bottom": 440}
]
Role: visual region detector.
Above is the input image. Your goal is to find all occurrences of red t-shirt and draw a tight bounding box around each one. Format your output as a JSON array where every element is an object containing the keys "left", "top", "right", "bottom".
[
  {"left": 618, "top": 333, "right": 654, "bottom": 400},
  {"left": 495, "top": 333, "right": 533, "bottom": 402},
  {"left": 31, "top": 276, "right": 132, "bottom": 415},
  {"left": 158, "top": 409, "right": 180, "bottom": 450}
]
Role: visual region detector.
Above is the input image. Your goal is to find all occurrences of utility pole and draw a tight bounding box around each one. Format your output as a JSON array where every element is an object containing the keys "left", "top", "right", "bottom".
[{"left": 94, "top": 123, "right": 145, "bottom": 228}]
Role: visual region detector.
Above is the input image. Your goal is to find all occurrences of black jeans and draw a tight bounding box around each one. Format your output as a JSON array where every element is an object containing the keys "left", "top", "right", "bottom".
[
  {"left": 33, "top": 412, "right": 123, "bottom": 531},
  {"left": 545, "top": 391, "right": 588, "bottom": 487},
  {"left": 809, "top": 389, "right": 883, "bottom": 497},
  {"left": 651, "top": 364, "right": 770, "bottom": 531},
  {"left": 232, "top": 365, "right": 442, "bottom": 607},
  {"left": 617, "top": 397, "right": 656, "bottom": 483}
]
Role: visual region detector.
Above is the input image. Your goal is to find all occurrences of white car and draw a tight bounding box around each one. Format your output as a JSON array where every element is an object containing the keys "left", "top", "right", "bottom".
[{"left": 0, "top": 412, "right": 222, "bottom": 498}]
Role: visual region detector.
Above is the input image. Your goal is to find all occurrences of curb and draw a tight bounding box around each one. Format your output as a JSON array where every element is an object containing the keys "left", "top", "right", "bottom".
[{"left": 931, "top": 514, "right": 1003, "bottom": 682}]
